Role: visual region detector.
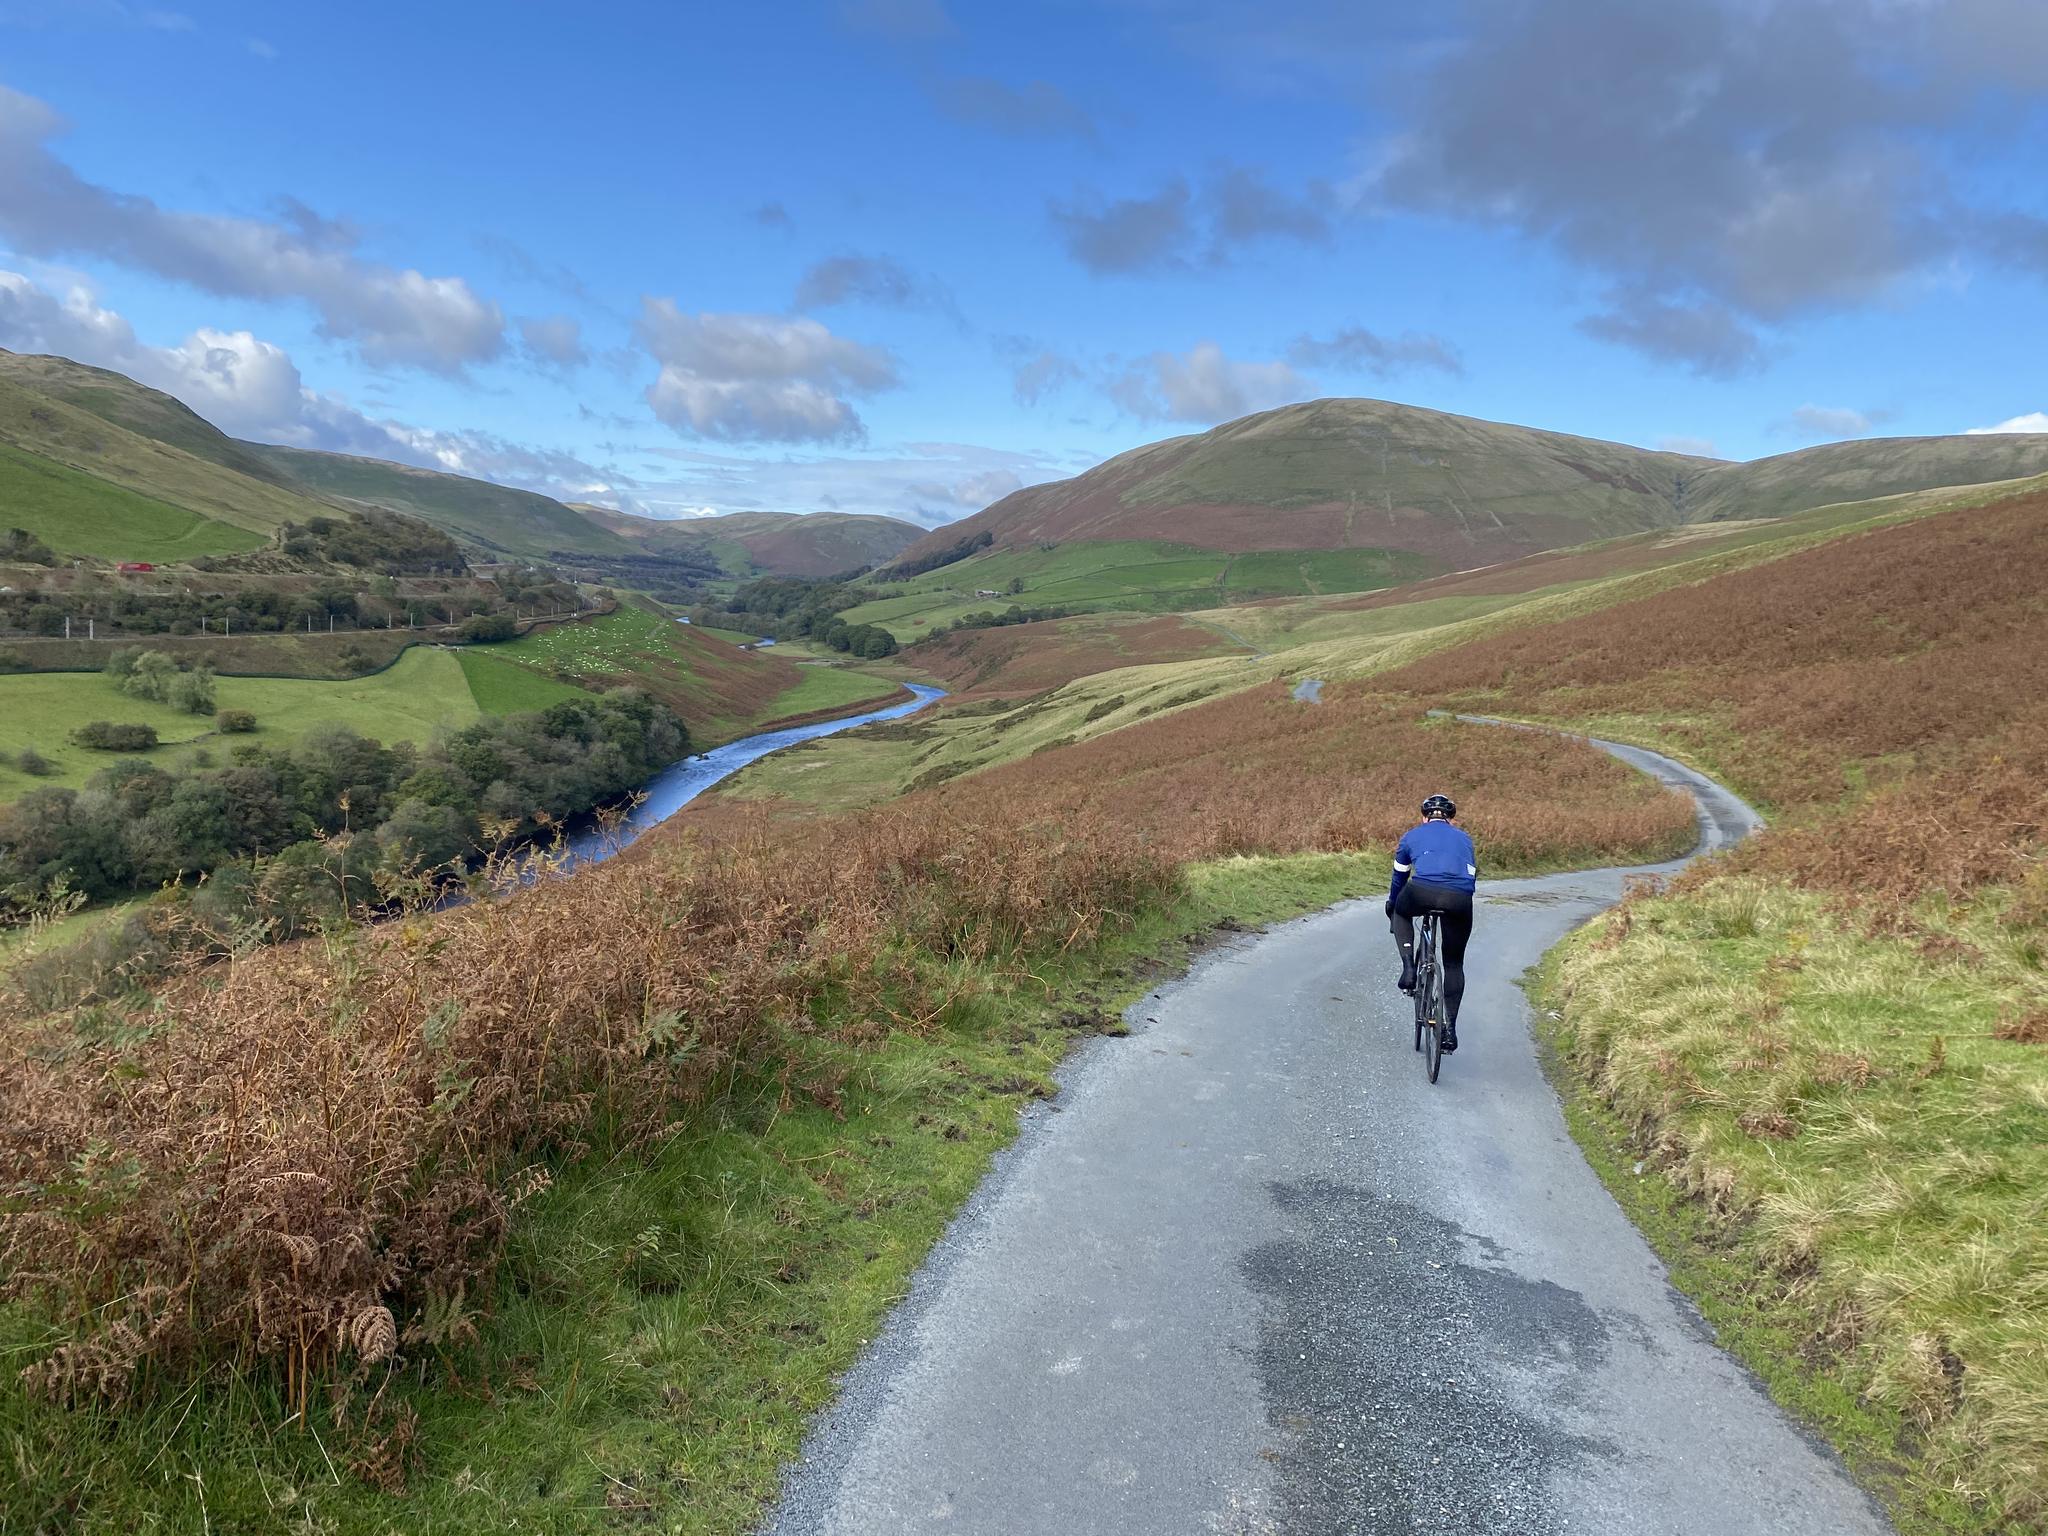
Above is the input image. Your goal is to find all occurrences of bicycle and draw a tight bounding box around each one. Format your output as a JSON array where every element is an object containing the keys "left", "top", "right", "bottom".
[{"left": 1411, "top": 910, "right": 1447, "bottom": 1084}]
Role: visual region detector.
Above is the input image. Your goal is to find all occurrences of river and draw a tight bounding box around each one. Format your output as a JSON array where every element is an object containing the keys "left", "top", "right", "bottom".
[{"left": 558, "top": 682, "right": 946, "bottom": 867}]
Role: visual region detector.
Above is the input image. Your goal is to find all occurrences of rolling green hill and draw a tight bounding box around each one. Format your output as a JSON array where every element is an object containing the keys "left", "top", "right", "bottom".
[
  {"left": 1686, "top": 433, "right": 2048, "bottom": 521},
  {"left": 574, "top": 505, "right": 925, "bottom": 578},
  {"left": 0, "top": 356, "right": 339, "bottom": 557},
  {"left": 888, "top": 396, "right": 2048, "bottom": 576},
  {"left": 245, "top": 442, "right": 636, "bottom": 560},
  {"left": 0, "top": 351, "right": 296, "bottom": 490}
]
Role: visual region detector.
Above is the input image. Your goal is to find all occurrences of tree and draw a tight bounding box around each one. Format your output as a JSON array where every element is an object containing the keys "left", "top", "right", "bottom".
[
  {"left": 118, "top": 651, "right": 180, "bottom": 704},
  {"left": 168, "top": 667, "right": 217, "bottom": 716}
]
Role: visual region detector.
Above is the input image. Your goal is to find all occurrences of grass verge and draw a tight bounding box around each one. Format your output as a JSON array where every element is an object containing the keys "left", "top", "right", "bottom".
[
  {"left": 1530, "top": 876, "right": 2047, "bottom": 1536},
  {"left": 0, "top": 848, "right": 1387, "bottom": 1534}
]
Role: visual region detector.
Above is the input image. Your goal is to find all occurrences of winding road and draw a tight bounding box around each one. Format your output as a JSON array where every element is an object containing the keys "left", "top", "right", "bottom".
[{"left": 765, "top": 735, "right": 1895, "bottom": 1536}]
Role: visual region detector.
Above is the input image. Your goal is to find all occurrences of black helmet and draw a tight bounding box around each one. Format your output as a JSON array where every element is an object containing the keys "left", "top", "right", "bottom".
[{"left": 1421, "top": 794, "right": 1457, "bottom": 821}]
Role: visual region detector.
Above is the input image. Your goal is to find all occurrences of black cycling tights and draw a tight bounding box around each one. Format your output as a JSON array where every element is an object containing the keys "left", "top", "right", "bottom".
[{"left": 1390, "top": 879, "right": 1474, "bottom": 1026}]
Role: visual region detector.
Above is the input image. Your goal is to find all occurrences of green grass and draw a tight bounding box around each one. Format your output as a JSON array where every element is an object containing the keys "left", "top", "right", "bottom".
[
  {"left": 494, "top": 605, "right": 684, "bottom": 673},
  {"left": 0, "top": 847, "right": 1389, "bottom": 1535},
  {"left": 0, "top": 648, "right": 479, "bottom": 799},
  {"left": 1536, "top": 878, "right": 2048, "bottom": 1534},
  {"left": 690, "top": 624, "right": 768, "bottom": 646},
  {"left": 457, "top": 650, "right": 592, "bottom": 715},
  {"left": 0, "top": 894, "right": 147, "bottom": 978},
  {"left": 0, "top": 445, "right": 263, "bottom": 562},
  {"left": 0, "top": 372, "right": 332, "bottom": 538},
  {"left": 765, "top": 664, "right": 901, "bottom": 719},
  {"left": 846, "top": 539, "right": 1432, "bottom": 640}
]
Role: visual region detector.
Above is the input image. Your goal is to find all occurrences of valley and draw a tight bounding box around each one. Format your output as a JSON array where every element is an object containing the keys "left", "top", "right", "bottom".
[{"left": 0, "top": 348, "right": 2043, "bottom": 1536}]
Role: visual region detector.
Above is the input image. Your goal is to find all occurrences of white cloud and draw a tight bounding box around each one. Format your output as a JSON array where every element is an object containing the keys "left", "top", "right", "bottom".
[
  {"left": 0, "top": 85, "right": 502, "bottom": 373},
  {"left": 620, "top": 440, "right": 1066, "bottom": 527},
  {"left": 1966, "top": 411, "right": 2048, "bottom": 434},
  {"left": 635, "top": 302, "right": 898, "bottom": 444},
  {"left": 518, "top": 313, "right": 587, "bottom": 370},
  {"left": 1108, "top": 340, "right": 1314, "bottom": 423}
]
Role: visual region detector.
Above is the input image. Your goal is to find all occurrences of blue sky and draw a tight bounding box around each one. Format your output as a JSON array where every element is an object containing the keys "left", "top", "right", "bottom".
[{"left": 2, "top": 0, "right": 2045, "bottom": 525}]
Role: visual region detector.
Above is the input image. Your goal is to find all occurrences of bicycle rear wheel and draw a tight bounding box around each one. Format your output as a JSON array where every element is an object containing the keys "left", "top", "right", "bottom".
[{"left": 1422, "top": 963, "right": 1442, "bottom": 1083}]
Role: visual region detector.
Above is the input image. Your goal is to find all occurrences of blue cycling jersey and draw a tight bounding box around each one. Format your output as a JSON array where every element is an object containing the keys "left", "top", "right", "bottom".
[{"left": 1390, "top": 819, "right": 1478, "bottom": 899}]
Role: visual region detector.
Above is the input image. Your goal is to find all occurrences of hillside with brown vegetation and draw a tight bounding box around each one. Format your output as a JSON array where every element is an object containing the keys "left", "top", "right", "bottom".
[
  {"left": 906, "top": 681, "right": 1695, "bottom": 868},
  {"left": 1375, "top": 488, "right": 2048, "bottom": 811},
  {"left": 910, "top": 613, "right": 1242, "bottom": 696},
  {"left": 0, "top": 806, "right": 1176, "bottom": 1411}
]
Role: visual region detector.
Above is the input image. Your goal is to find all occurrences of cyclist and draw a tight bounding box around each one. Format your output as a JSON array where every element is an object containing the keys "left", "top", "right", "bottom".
[{"left": 1386, "top": 794, "right": 1477, "bottom": 1052}]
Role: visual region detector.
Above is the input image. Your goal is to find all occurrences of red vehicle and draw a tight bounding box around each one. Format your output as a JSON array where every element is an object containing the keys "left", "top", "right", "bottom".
[{"left": 117, "top": 562, "right": 156, "bottom": 572}]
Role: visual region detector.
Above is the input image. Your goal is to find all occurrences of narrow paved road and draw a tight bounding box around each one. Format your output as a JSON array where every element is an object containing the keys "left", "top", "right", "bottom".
[{"left": 767, "top": 737, "right": 1894, "bottom": 1536}]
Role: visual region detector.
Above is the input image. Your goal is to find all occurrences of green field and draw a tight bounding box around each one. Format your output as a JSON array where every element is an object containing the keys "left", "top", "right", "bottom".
[
  {"left": 493, "top": 604, "right": 682, "bottom": 671},
  {"left": 457, "top": 650, "right": 591, "bottom": 714},
  {"left": 766, "top": 663, "right": 902, "bottom": 719},
  {"left": 690, "top": 623, "right": 769, "bottom": 646},
  {"left": 0, "top": 446, "right": 264, "bottom": 562},
  {"left": 842, "top": 539, "right": 1431, "bottom": 640},
  {"left": 0, "top": 647, "right": 478, "bottom": 800}
]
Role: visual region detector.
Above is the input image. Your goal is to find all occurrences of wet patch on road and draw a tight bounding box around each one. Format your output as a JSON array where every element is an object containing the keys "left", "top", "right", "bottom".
[{"left": 1241, "top": 1179, "right": 1616, "bottom": 1535}]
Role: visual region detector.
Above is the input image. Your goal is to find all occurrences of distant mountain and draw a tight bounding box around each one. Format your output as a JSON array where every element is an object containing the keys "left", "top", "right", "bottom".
[
  {"left": 575, "top": 506, "right": 926, "bottom": 579},
  {"left": 886, "top": 397, "right": 2048, "bottom": 573}
]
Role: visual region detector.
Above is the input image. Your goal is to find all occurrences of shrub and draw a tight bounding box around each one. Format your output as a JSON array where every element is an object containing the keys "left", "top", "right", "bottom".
[
  {"left": 70, "top": 721, "right": 158, "bottom": 752},
  {"left": 215, "top": 709, "right": 257, "bottom": 733},
  {"left": 459, "top": 613, "right": 519, "bottom": 643},
  {"left": 15, "top": 747, "right": 53, "bottom": 776},
  {"left": 0, "top": 527, "right": 57, "bottom": 565},
  {"left": 0, "top": 646, "right": 29, "bottom": 672}
]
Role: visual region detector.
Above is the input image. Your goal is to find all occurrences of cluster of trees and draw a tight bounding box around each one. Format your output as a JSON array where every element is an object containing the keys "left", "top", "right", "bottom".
[
  {"left": 0, "top": 570, "right": 579, "bottom": 641},
  {"left": 0, "top": 691, "right": 688, "bottom": 929},
  {"left": 814, "top": 619, "right": 899, "bottom": 659},
  {"left": 548, "top": 550, "right": 724, "bottom": 599},
  {"left": 108, "top": 649, "right": 216, "bottom": 714},
  {"left": 687, "top": 575, "right": 902, "bottom": 655},
  {"left": 277, "top": 511, "right": 467, "bottom": 575},
  {"left": 874, "top": 528, "right": 992, "bottom": 581},
  {"left": 928, "top": 602, "right": 1079, "bottom": 638}
]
